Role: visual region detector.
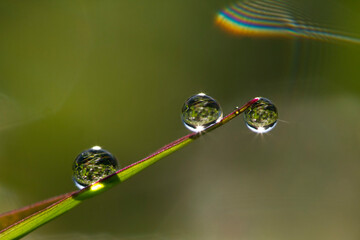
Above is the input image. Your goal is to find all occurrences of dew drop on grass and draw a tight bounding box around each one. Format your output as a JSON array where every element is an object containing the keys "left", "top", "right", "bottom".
[
  {"left": 244, "top": 97, "right": 278, "bottom": 133},
  {"left": 72, "top": 146, "right": 120, "bottom": 189},
  {"left": 181, "top": 93, "right": 223, "bottom": 132}
]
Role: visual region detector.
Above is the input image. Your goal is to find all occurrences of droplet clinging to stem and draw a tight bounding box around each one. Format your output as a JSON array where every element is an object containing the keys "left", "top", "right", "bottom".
[
  {"left": 72, "top": 146, "right": 120, "bottom": 189},
  {"left": 243, "top": 97, "right": 278, "bottom": 133},
  {"left": 181, "top": 93, "right": 223, "bottom": 132}
]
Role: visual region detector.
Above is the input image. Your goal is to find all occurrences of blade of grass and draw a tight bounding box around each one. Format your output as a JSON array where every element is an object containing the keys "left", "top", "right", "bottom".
[
  {"left": 0, "top": 97, "right": 259, "bottom": 239},
  {"left": 0, "top": 192, "right": 75, "bottom": 230}
]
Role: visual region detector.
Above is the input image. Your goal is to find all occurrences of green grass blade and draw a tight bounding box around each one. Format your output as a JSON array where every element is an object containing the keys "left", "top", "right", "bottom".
[
  {"left": 0, "top": 192, "right": 75, "bottom": 231},
  {"left": 0, "top": 97, "right": 259, "bottom": 239}
]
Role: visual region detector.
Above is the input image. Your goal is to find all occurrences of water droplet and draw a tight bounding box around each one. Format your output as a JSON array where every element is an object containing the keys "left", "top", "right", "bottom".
[
  {"left": 72, "top": 146, "right": 120, "bottom": 189},
  {"left": 244, "top": 97, "right": 278, "bottom": 133},
  {"left": 181, "top": 93, "right": 223, "bottom": 132}
]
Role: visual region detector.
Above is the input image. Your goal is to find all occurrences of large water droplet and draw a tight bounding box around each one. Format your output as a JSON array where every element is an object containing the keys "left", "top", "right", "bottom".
[
  {"left": 244, "top": 97, "right": 278, "bottom": 133},
  {"left": 181, "top": 93, "right": 223, "bottom": 132},
  {"left": 72, "top": 146, "right": 120, "bottom": 189}
]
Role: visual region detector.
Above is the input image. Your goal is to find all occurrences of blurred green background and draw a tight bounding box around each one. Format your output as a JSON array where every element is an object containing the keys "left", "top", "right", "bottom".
[{"left": 0, "top": 0, "right": 359, "bottom": 239}]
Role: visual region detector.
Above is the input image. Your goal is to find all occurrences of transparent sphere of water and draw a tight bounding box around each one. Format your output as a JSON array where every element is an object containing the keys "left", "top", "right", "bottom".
[
  {"left": 181, "top": 93, "right": 223, "bottom": 132},
  {"left": 72, "top": 146, "right": 120, "bottom": 189},
  {"left": 244, "top": 97, "right": 278, "bottom": 133}
]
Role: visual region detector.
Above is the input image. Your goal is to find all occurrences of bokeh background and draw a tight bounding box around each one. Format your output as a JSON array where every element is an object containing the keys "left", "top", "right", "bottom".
[{"left": 0, "top": 0, "right": 359, "bottom": 239}]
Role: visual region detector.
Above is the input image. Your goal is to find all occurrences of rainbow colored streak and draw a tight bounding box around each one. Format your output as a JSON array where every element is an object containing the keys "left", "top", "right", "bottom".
[{"left": 216, "top": 0, "right": 360, "bottom": 44}]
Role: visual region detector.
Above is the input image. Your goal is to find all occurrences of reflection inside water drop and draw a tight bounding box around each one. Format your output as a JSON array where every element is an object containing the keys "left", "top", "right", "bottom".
[
  {"left": 181, "top": 93, "right": 223, "bottom": 132},
  {"left": 72, "top": 146, "right": 120, "bottom": 189},
  {"left": 244, "top": 97, "right": 278, "bottom": 133}
]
